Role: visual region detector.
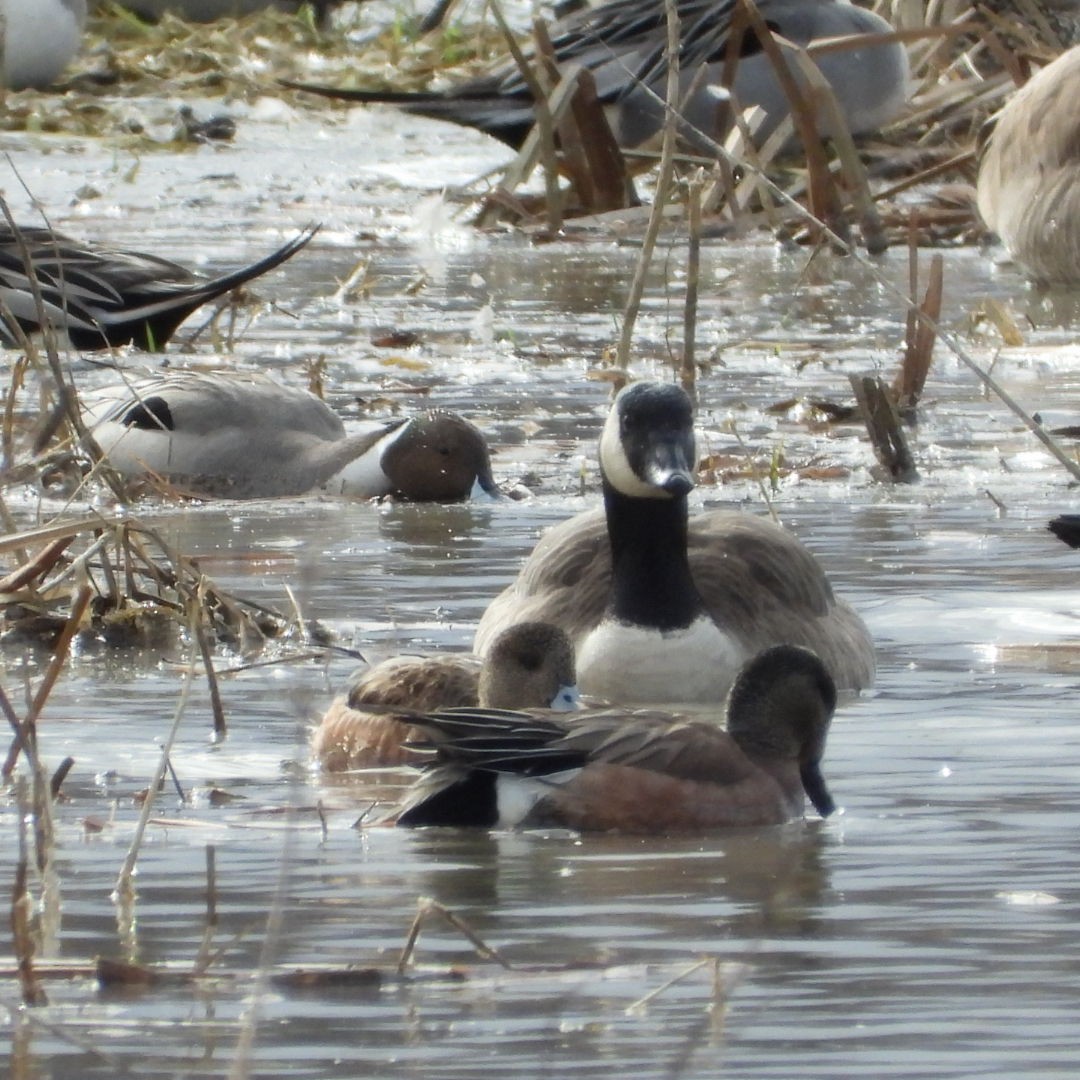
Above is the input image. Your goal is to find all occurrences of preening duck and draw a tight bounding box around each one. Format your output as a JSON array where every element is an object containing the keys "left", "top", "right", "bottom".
[
  {"left": 976, "top": 45, "right": 1080, "bottom": 283},
  {"left": 395, "top": 643, "right": 838, "bottom": 833},
  {"left": 285, "top": 0, "right": 909, "bottom": 153},
  {"left": 0, "top": 223, "right": 317, "bottom": 350},
  {"left": 314, "top": 622, "right": 579, "bottom": 770},
  {"left": 86, "top": 372, "right": 498, "bottom": 501},
  {"left": 475, "top": 381, "right": 874, "bottom": 703}
]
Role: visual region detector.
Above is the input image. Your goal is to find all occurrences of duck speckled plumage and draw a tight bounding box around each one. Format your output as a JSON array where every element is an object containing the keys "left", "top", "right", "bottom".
[{"left": 314, "top": 622, "right": 579, "bottom": 770}]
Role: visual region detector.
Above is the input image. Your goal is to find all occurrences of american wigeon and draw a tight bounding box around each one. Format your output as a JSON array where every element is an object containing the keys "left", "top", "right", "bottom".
[
  {"left": 395, "top": 643, "right": 837, "bottom": 832},
  {"left": 0, "top": 223, "right": 317, "bottom": 350},
  {"left": 314, "top": 621, "right": 579, "bottom": 770},
  {"left": 977, "top": 44, "right": 1080, "bottom": 283},
  {"left": 87, "top": 372, "right": 499, "bottom": 501},
  {"left": 475, "top": 381, "right": 874, "bottom": 703},
  {"left": 1, "top": 0, "right": 86, "bottom": 91},
  {"left": 285, "top": 0, "right": 908, "bottom": 153}
]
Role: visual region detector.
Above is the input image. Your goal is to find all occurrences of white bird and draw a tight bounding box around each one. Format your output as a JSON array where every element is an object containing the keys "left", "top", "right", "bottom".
[{"left": 1, "top": 0, "right": 86, "bottom": 91}]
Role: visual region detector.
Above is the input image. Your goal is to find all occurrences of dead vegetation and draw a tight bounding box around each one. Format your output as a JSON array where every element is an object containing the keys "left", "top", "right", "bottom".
[{"left": 0, "top": 1, "right": 1065, "bottom": 247}]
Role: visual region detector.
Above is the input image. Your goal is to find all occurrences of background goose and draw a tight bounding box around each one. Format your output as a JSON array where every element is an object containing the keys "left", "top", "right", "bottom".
[
  {"left": 0, "top": 0, "right": 86, "bottom": 91},
  {"left": 314, "top": 621, "right": 579, "bottom": 770},
  {"left": 976, "top": 45, "right": 1080, "bottom": 283},
  {"left": 285, "top": 0, "right": 909, "bottom": 153},
  {"left": 87, "top": 372, "right": 499, "bottom": 501},
  {"left": 0, "top": 223, "right": 317, "bottom": 350},
  {"left": 396, "top": 643, "right": 837, "bottom": 833},
  {"left": 475, "top": 381, "right": 874, "bottom": 703}
]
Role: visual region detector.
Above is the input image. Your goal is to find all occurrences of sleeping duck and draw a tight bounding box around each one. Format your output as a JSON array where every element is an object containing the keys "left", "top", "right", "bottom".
[{"left": 314, "top": 621, "right": 579, "bottom": 770}]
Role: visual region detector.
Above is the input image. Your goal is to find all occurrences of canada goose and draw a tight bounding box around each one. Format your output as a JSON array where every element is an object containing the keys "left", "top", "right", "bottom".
[
  {"left": 87, "top": 372, "right": 499, "bottom": 501},
  {"left": 395, "top": 643, "right": 837, "bottom": 832},
  {"left": 976, "top": 44, "right": 1080, "bottom": 283},
  {"left": 0, "top": 223, "right": 317, "bottom": 350},
  {"left": 0, "top": 0, "right": 86, "bottom": 91},
  {"left": 314, "top": 621, "right": 579, "bottom": 770},
  {"left": 284, "top": 0, "right": 909, "bottom": 153},
  {"left": 475, "top": 381, "right": 874, "bottom": 703}
]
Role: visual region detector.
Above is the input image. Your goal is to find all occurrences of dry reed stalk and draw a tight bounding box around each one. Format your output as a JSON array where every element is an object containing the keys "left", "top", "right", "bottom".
[
  {"left": 615, "top": 0, "right": 682, "bottom": 370},
  {"left": 737, "top": 0, "right": 846, "bottom": 245},
  {"left": 114, "top": 644, "right": 197, "bottom": 899},
  {"left": 896, "top": 242, "right": 944, "bottom": 410},
  {"left": 193, "top": 583, "right": 228, "bottom": 739},
  {"left": 11, "top": 777, "right": 47, "bottom": 1006},
  {"left": 192, "top": 844, "right": 219, "bottom": 976},
  {"left": 681, "top": 170, "right": 704, "bottom": 399},
  {"left": 492, "top": 2, "right": 563, "bottom": 229},
  {"left": 398, "top": 896, "right": 513, "bottom": 974},
  {"left": 2, "top": 584, "right": 92, "bottom": 779}
]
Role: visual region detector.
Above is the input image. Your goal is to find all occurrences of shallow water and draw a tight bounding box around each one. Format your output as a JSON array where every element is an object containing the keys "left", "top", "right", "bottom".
[{"left": 4, "top": 41, "right": 1080, "bottom": 1080}]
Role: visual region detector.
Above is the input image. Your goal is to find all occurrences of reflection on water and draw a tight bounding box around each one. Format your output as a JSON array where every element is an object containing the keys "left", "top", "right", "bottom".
[{"left": 5, "top": 109, "right": 1080, "bottom": 1080}]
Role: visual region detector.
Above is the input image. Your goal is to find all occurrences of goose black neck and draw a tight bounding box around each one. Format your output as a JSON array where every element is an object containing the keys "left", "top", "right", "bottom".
[{"left": 602, "top": 479, "right": 703, "bottom": 631}]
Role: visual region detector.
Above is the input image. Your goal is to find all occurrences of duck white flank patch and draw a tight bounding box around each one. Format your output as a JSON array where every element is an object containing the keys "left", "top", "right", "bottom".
[{"left": 321, "top": 423, "right": 406, "bottom": 497}]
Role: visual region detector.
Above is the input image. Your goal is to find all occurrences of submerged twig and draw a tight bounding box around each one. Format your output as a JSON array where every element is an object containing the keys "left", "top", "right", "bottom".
[{"left": 398, "top": 896, "right": 513, "bottom": 974}]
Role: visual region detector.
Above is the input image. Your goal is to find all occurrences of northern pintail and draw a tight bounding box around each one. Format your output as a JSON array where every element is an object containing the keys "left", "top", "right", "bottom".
[
  {"left": 0, "top": 224, "right": 317, "bottom": 350},
  {"left": 286, "top": 0, "right": 909, "bottom": 152},
  {"left": 977, "top": 44, "right": 1080, "bottom": 283},
  {"left": 314, "top": 621, "right": 579, "bottom": 770},
  {"left": 395, "top": 643, "right": 837, "bottom": 832},
  {"left": 1, "top": 0, "right": 86, "bottom": 90},
  {"left": 87, "top": 372, "right": 499, "bottom": 500},
  {"left": 474, "top": 381, "right": 874, "bottom": 703}
]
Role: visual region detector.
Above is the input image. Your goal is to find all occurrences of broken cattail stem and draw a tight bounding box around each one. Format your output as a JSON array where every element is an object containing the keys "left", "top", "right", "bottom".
[
  {"left": 851, "top": 374, "right": 919, "bottom": 483},
  {"left": 49, "top": 756, "right": 75, "bottom": 800},
  {"left": 193, "top": 585, "right": 228, "bottom": 740},
  {"left": 12, "top": 777, "right": 47, "bottom": 1006}
]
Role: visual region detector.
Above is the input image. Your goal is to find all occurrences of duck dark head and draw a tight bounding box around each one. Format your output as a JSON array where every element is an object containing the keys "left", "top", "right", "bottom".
[
  {"left": 599, "top": 382, "right": 697, "bottom": 499},
  {"left": 382, "top": 410, "right": 498, "bottom": 502}
]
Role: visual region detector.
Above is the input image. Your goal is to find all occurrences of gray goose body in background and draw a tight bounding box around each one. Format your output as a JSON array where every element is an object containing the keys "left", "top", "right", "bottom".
[
  {"left": 475, "top": 382, "right": 874, "bottom": 704},
  {"left": 87, "top": 372, "right": 498, "bottom": 501},
  {"left": 977, "top": 45, "right": 1080, "bottom": 284},
  {"left": 0, "top": 224, "right": 317, "bottom": 350},
  {"left": 285, "top": 0, "right": 909, "bottom": 153},
  {"left": 0, "top": 0, "right": 86, "bottom": 91},
  {"left": 396, "top": 643, "right": 839, "bottom": 833}
]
